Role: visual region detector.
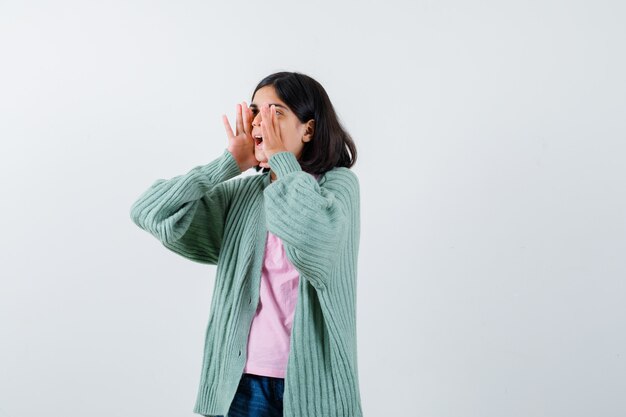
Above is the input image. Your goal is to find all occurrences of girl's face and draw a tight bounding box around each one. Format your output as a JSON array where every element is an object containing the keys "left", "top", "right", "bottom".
[{"left": 250, "top": 85, "right": 314, "bottom": 165}]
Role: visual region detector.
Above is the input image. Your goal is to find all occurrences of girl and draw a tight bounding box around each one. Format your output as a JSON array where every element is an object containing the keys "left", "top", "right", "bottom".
[{"left": 130, "top": 71, "right": 362, "bottom": 417}]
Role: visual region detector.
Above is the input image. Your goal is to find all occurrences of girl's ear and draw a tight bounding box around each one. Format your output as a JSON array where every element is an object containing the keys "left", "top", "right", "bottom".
[{"left": 302, "top": 119, "right": 315, "bottom": 143}]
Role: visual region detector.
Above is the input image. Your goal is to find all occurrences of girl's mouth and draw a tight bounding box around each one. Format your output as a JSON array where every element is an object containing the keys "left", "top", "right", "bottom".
[{"left": 254, "top": 135, "right": 263, "bottom": 148}]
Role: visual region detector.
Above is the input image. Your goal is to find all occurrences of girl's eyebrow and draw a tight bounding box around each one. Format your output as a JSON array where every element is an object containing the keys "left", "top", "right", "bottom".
[{"left": 249, "top": 103, "right": 288, "bottom": 110}]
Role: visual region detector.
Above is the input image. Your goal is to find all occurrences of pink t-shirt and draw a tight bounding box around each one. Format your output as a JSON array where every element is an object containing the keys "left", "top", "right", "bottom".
[{"left": 243, "top": 172, "right": 320, "bottom": 378}]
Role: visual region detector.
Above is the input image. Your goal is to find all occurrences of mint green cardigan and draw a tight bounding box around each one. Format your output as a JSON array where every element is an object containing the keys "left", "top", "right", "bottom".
[{"left": 130, "top": 149, "right": 363, "bottom": 417}]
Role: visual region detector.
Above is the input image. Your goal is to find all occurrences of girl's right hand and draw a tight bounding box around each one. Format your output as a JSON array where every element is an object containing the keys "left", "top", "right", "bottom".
[{"left": 223, "top": 101, "right": 257, "bottom": 172}]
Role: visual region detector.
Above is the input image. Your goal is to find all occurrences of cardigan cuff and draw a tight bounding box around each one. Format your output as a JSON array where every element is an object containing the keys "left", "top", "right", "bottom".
[
  {"left": 202, "top": 148, "right": 243, "bottom": 180},
  {"left": 268, "top": 151, "right": 302, "bottom": 179}
]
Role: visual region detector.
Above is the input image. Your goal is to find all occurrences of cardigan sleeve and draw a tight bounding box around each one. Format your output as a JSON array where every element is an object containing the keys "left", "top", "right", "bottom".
[
  {"left": 263, "top": 151, "right": 359, "bottom": 291},
  {"left": 129, "top": 148, "right": 242, "bottom": 265}
]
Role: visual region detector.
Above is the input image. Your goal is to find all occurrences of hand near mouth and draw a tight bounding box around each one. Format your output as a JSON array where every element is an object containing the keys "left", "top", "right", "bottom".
[
  {"left": 259, "top": 103, "right": 288, "bottom": 168},
  {"left": 223, "top": 102, "right": 258, "bottom": 172}
]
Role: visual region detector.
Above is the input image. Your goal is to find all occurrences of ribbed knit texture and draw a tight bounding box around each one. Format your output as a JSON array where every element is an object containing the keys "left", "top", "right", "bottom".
[{"left": 129, "top": 148, "right": 362, "bottom": 417}]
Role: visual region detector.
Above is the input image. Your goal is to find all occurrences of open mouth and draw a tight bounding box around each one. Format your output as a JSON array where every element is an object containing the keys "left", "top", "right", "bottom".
[{"left": 254, "top": 135, "right": 263, "bottom": 146}]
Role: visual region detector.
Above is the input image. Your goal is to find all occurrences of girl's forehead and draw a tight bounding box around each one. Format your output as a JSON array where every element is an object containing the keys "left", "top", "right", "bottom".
[
  {"left": 250, "top": 102, "right": 289, "bottom": 111},
  {"left": 250, "top": 97, "right": 289, "bottom": 111},
  {"left": 252, "top": 86, "right": 284, "bottom": 105},
  {"left": 250, "top": 86, "right": 292, "bottom": 113}
]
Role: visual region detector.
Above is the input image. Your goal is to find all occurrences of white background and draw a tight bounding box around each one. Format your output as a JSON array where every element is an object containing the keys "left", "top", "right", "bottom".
[{"left": 1, "top": 1, "right": 625, "bottom": 416}]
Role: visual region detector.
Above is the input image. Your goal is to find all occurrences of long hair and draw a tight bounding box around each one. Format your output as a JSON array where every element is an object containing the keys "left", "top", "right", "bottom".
[{"left": 251, "top": 71, "right": 357, "bottom": 175}]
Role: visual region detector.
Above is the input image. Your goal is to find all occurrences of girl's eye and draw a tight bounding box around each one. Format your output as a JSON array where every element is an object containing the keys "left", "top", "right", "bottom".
[{"left": 250, "top": 108, "right": 280, "bottom": 116}]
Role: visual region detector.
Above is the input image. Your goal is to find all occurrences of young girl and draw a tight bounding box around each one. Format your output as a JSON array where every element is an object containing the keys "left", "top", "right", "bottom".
[{"left": 130, "top": 71, "right": 362, "bottom": 417}]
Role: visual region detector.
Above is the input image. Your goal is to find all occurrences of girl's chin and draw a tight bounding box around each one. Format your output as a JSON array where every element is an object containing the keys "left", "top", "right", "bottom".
[{"left": 255, "top": 157, "right": 269, "bottom": 168}]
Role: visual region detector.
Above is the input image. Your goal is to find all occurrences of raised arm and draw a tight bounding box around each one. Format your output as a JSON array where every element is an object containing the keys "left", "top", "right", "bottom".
[
  {"left": 129, "top": 148, "right": 242, "bottom": 264},
  {"left": 263, "top": 151, "right": 360, "bottom": 291}
]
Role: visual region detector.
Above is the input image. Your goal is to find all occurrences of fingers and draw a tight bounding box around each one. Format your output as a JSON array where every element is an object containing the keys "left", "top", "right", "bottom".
[
  {"left": 241, "top": 101, "right": 252, "bottom": 135},
  {"left": 261, "top": 104, "right": 274, "bottom": 146},
  {"left": 235, "top": 104, "right": 244, "bottom": 136},
  {"left": 222, "top": 114, "right": 234, "bottom": 139},
  {"left": 271, "top": 104, "right": 277, "bottom": 129},
  {"left": 261, "top": 106, "right": 269, "bottom": 145},
  {"left": 224, "top": 102, "right": 254, "bottom": 142}
]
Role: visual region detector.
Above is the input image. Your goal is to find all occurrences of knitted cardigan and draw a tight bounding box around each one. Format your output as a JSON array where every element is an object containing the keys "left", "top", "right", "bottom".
[{"left": 129, "top": 148, "right": 363, "bottom": 417}]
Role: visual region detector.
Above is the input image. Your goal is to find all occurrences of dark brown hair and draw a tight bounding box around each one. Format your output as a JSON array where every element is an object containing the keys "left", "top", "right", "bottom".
[{"left": 251, "top": 71, "right": 357, "bottom": 175}]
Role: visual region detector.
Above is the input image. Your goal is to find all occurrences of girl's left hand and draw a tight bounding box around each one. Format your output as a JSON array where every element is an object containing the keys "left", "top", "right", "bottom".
[{"left": 260, "top": 104, "right": 288, "bottom": 166}]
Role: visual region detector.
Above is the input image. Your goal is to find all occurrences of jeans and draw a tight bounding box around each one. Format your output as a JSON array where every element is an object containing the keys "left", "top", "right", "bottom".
[{"left": 216, "top": 373, "right": 285, "bottom": 417}]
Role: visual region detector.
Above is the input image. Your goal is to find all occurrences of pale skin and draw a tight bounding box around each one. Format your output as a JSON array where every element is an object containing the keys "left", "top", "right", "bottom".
[{"left": 222, "top": 85, "right": 315, "bottom": 182}]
